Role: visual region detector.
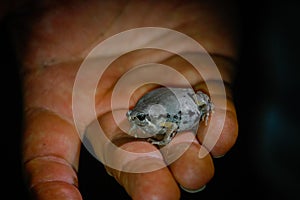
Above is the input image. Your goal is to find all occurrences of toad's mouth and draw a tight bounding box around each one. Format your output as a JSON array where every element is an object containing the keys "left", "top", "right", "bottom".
[
  {"left": 127, "top": 120, "right": 166, "bottom": 139},
  {"left": 128, "top": 123, "right": 153, "bottom": 138}
]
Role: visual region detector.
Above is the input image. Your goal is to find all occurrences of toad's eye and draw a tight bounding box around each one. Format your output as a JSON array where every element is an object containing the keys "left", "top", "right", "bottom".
[{"left": 136, "top": 114, "right": 146, "bottom": 121}]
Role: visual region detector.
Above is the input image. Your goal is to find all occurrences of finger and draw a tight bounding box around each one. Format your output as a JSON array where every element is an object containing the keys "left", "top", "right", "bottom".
[
  {"left": 23, "top": 108, "right": 82, "bottom": 199},
  {"left": 105, "top": 141, "right": 180, "bottom": 200},
  {"left": 87, "top": 111, "right": 180, "bottom": 200},
  {"left": 198, "top": 100, "right": 238, "bottom": 157},
  {"left": 161, "top": 132, "right": 214, "bottom": 191},
  {"left": 196, "top": 81, "right": 238, "bottom": 157},
  {"left": 30, "top": 182, "right": 82, "bottom": 200}
]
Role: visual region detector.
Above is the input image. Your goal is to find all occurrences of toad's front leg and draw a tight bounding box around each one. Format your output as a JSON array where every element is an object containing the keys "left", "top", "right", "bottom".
[{"left": 147, "top": 122, "right": 178, "bottom": 146}]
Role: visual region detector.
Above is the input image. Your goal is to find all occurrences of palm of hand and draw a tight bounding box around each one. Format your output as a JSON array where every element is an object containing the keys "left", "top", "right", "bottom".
[{"left": 16, "top": 1, "right": 238, "bottom": 199}]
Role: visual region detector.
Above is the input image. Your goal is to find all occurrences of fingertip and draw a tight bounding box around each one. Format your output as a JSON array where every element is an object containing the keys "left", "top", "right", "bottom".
[
  {"left": 198, "top": 109, "right": 238, "bottom": 157},
  {"left": 105, "top": 141, "right": 180, "bottom": 200},
  {"left": 108, "top": 164, "right": 181, "bottom": 200},
  {"left": 31, "top": 181, "right": 82, "bottom": 200},
  {"left": 210, "top": 110, "right": 238, "bottom": 157},
  {"left": 168, "top": 142, "right": 214, "bottom": 191},
  {"left": 125, "top": 169, "right": 181, "bottom": 200}
]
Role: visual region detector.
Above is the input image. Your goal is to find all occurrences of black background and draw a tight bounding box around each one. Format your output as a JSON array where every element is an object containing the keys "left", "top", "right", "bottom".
[{"left": 2, "top": 0, "right": 299, "bottom": 199}]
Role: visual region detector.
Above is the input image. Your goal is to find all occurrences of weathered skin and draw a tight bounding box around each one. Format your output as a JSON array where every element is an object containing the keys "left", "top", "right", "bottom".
[
  {"left": 4, "top": 0, "right": 239, "bottom": 199},
  {"left": 127, "top": 87, "right": 214, "bottom": 146}
]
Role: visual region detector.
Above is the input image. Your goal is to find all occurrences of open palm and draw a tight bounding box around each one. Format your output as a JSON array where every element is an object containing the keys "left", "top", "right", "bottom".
[{"left": 13, "top": 1, "right": 238, "bottom": 199}]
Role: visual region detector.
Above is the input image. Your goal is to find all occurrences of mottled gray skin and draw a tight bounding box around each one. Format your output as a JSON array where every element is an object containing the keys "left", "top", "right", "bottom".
[{"left": 126, "top": 87, "right": 214, "bottom": 146}]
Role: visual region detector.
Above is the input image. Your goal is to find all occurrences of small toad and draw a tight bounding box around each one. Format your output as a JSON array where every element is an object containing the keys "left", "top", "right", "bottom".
[{"left": 126, "top": 87, "right": 214, "bottom": 146}]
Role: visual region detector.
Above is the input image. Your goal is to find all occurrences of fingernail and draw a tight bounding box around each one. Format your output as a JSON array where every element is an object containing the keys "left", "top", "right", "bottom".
[
  {"left": 213, "top": 154, "right": 225, "bottom": 158},
  {"left": 106, "top": 170, "right": 113, "bottom": 177},
  {"left": 180, "top": 185, "right": 206, "bottom": 193}
]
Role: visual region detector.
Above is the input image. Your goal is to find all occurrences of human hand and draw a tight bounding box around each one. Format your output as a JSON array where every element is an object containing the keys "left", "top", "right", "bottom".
[{"left": 12, "top": 1, "right": 238, "bottom": 199}]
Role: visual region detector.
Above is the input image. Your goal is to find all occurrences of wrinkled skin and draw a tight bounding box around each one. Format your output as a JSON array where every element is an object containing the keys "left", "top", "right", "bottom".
[{"left": 6, "top": 0, "right": 239, "bottom": 199}]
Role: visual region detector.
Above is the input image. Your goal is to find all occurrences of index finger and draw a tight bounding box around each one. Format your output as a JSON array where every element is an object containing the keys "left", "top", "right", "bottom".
[{"left": 84, "top": 110, "right": 181, "bottom": 199}]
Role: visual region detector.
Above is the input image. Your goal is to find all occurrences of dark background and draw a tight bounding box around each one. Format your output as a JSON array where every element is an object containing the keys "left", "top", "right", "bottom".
[{"left": 2, "top": 0, "right": 299, "bottom": 199}]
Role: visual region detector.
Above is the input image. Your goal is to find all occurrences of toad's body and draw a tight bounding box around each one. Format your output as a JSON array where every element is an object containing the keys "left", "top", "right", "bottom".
[{"left": 126, "top": 87, "right": 214, "bottom": 146}]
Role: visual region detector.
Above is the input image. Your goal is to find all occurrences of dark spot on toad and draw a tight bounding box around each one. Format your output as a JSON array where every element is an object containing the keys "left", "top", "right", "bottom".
[{"left": 188, "top": 110, "right": 195, "bottom": 117}]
